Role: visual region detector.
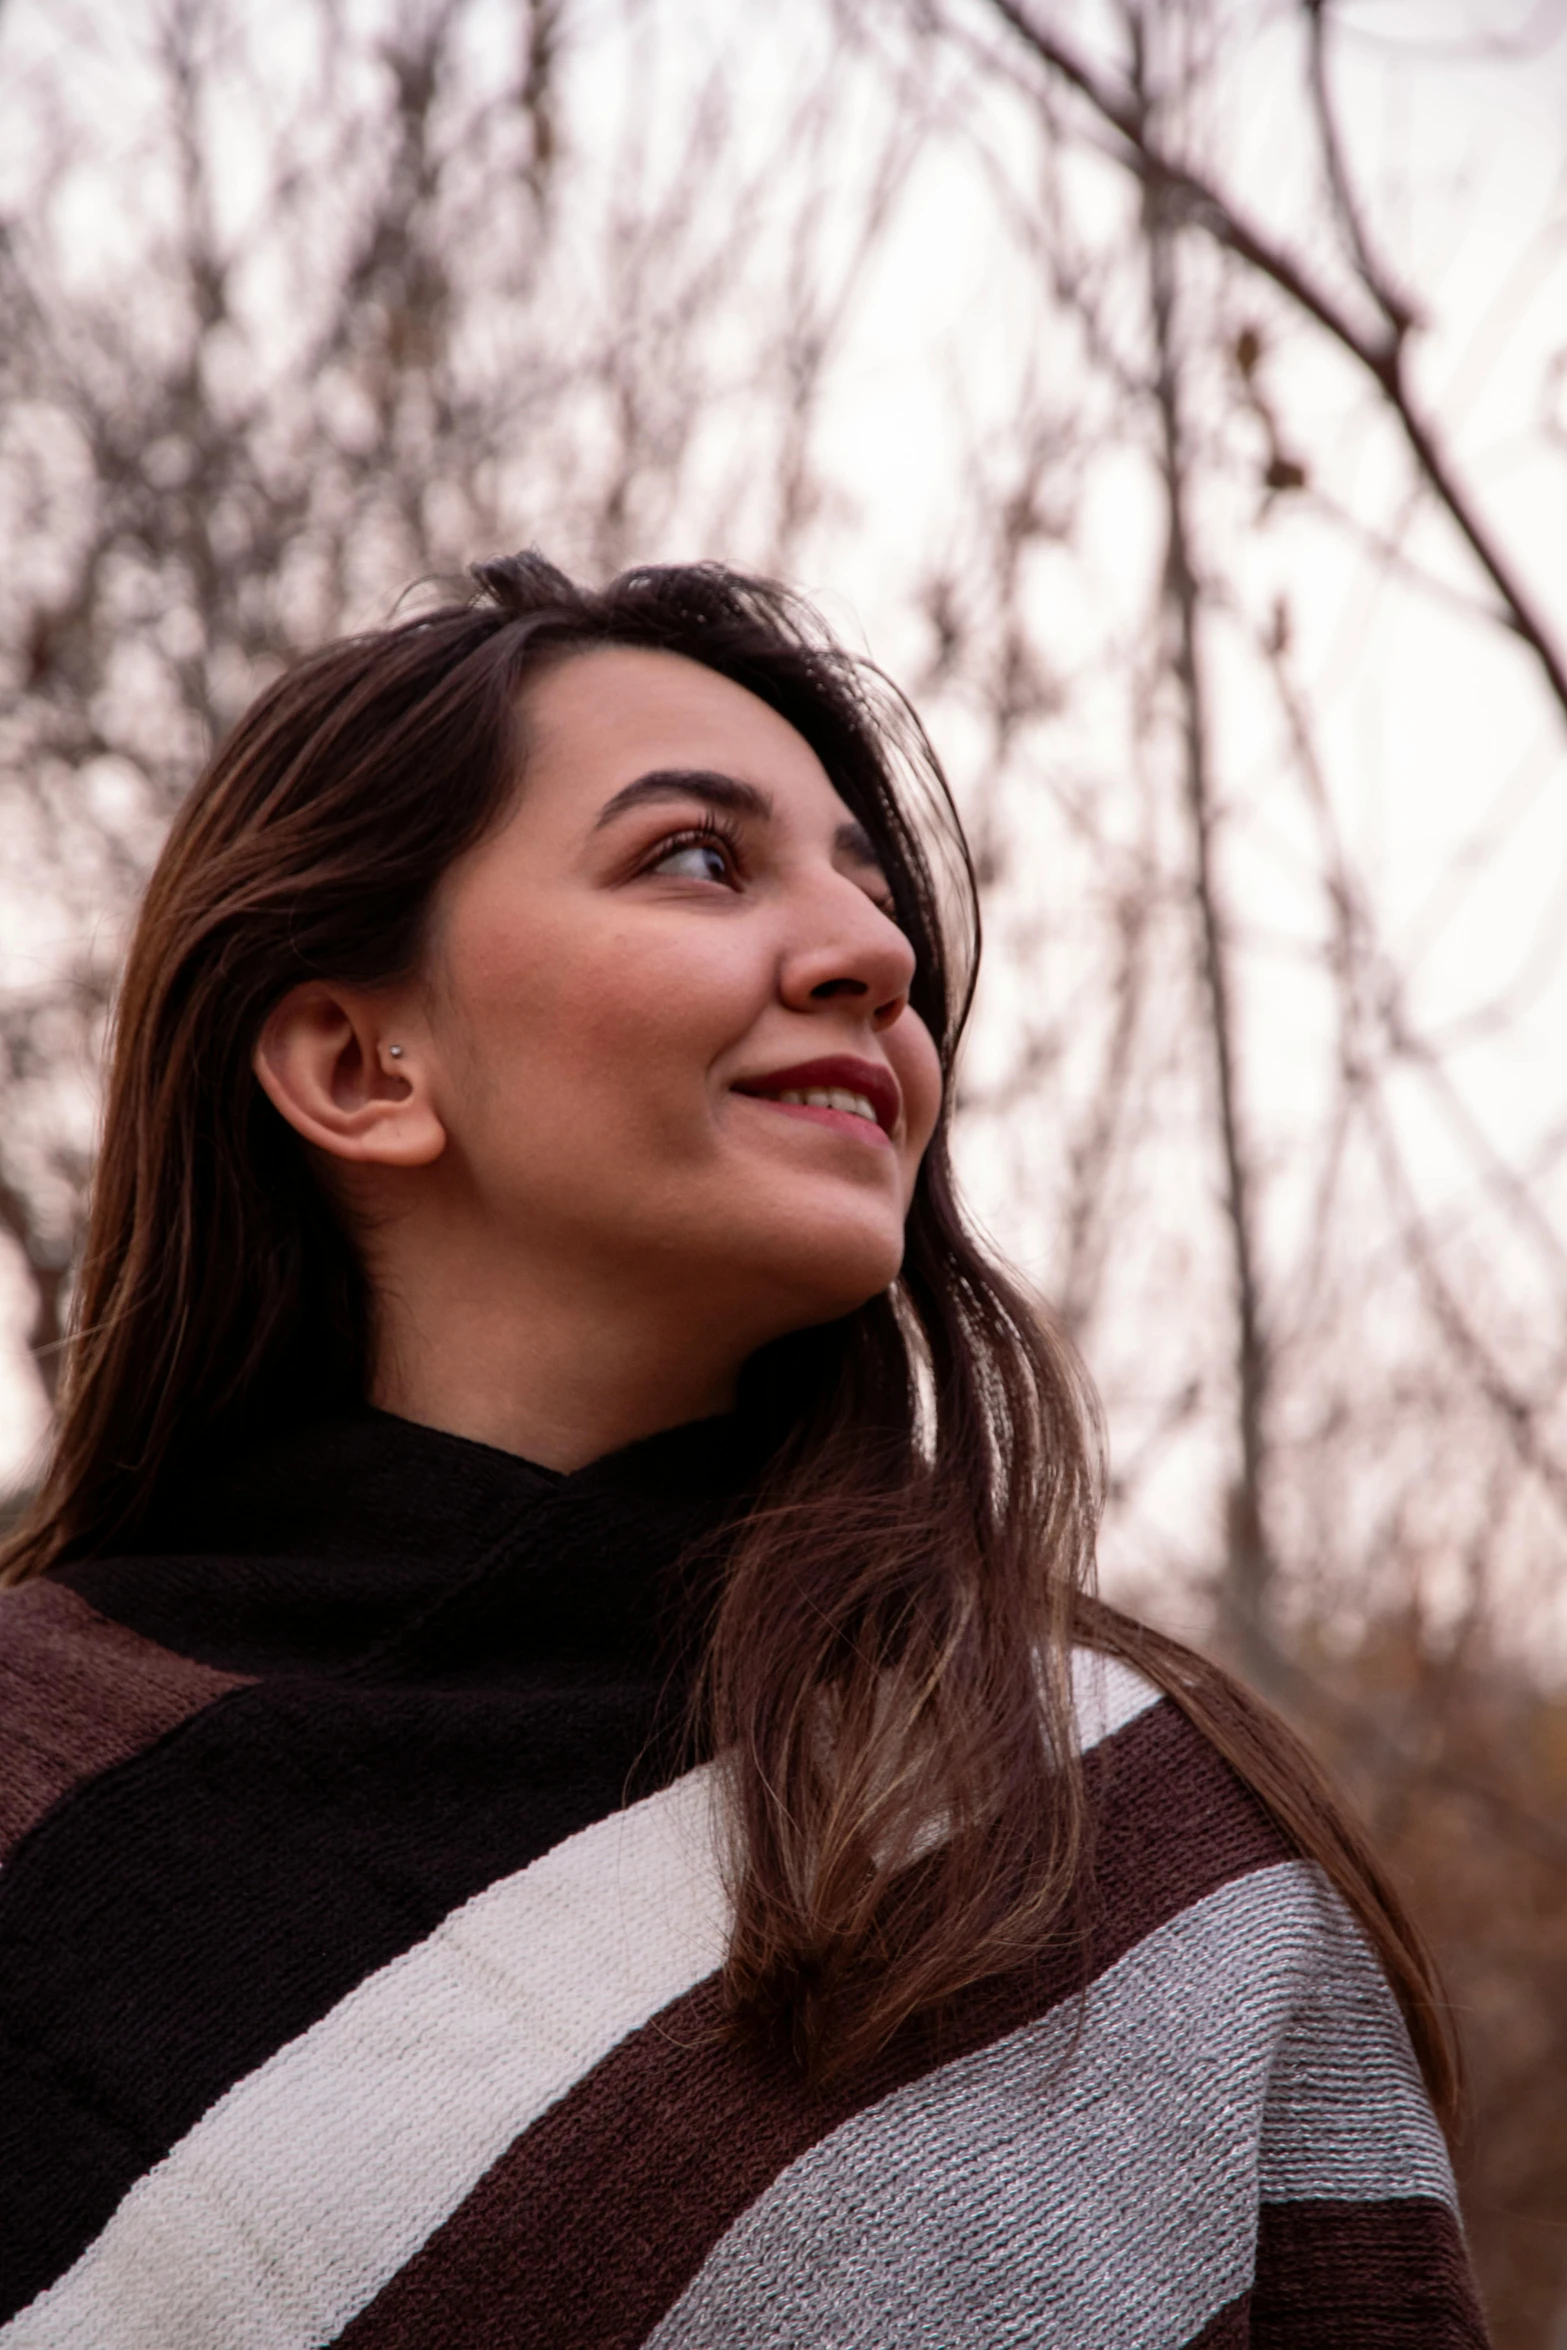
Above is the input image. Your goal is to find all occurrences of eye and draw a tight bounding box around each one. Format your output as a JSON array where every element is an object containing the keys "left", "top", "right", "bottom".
[{"left": 646, "top": 826, "right": 741, "bottom": 886}]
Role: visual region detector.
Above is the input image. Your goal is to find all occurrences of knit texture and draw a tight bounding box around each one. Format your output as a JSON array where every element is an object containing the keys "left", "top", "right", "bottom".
[{"left": 0, "top": 1411, "right": 1488, "bottom": 2347}]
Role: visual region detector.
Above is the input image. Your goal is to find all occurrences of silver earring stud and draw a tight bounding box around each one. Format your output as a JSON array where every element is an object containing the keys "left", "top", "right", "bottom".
[{"left": 387, "top": 1045, "right": 404, "bottom": 1060}]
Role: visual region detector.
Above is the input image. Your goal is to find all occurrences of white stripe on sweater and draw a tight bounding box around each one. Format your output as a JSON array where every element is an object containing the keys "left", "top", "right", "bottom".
[{"left": 3, "top": 1651, "right": 1159, "bottom": 2350}]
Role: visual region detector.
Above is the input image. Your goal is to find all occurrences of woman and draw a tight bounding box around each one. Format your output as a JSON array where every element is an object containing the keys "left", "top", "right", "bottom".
[{"left": 0, "top": 554, "right": 1486, "bottom": 2347}]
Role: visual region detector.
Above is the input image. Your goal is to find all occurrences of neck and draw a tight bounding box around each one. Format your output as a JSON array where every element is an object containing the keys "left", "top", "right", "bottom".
[{"left": 366, "top": 1250, "right": 747, "bottom": 1473}]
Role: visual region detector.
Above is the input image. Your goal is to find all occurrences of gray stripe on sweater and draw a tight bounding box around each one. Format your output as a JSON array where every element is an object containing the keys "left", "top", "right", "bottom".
[
  {"left": 1258, "top": 1875, "right": 1451, "bottom": 2203},
  {"left": 645, "top": 1862, "right": 1454, "bottom": 2350}
]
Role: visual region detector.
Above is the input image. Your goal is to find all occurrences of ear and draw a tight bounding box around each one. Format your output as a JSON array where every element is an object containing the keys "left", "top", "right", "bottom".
[{"left": 253, "top": 984, "right": 446, "bottom": 1167}]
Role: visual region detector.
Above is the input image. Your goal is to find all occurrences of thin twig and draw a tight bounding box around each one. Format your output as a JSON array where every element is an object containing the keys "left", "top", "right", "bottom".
[{"left": 976, "top": 0, "right": 1567, "bottom": 723}]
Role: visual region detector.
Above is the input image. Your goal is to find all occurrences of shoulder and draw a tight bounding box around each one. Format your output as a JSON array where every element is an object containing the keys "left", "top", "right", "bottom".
[
  {"left": 0, "top": 1573, "right": 249, "bottom": 1864},
  {"left": 1066, "top": 1629, "right": 1452, "bottom": 2123},
  {"left": 1065, "top": 1639, "right": 1454, "bottom": 2139},
  {"left": 1066, "top": 1639, "right": 1395, "bottom": 2039},
  {"left": 1069, "top": 1636, "right": 1298, "bottom": 1892}
]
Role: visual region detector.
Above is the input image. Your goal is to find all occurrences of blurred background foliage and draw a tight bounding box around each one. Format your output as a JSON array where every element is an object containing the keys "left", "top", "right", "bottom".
[{"left": 1, "top": 0, "right": 1565, "bottom": 2336}]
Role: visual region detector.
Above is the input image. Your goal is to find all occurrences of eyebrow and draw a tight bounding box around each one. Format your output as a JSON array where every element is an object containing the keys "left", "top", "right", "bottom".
[
  {"left": 592, "top": 768, "right": 771, "bottom": 829},
  {"left": 592, "top": 766, "right": 882, "bottom": 868}
]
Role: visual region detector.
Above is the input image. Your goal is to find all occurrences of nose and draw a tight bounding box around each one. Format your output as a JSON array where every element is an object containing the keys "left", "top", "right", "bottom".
[{"left": 778, "top": 873, "right": 916, "bottom": 1033}]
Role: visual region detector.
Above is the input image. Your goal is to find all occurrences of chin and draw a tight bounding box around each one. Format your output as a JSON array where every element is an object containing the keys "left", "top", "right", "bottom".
[{"left": 737, "top": 1224, "right": 907, "bottom": 1336}]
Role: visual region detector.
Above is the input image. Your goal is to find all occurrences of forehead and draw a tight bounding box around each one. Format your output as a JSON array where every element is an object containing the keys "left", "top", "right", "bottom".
[{"left": 518, "top": 644, "right": 852, "bottom": 828}]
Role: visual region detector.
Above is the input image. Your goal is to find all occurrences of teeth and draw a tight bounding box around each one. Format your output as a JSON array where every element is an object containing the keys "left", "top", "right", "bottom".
[{"left": 775, "top": 1087, "right": 879, "bottom": 1123}]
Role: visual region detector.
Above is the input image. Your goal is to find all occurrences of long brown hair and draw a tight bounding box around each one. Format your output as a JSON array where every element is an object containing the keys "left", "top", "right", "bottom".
[{"left": 2, "top": 554, "right": 1460, "bottom": 2134}]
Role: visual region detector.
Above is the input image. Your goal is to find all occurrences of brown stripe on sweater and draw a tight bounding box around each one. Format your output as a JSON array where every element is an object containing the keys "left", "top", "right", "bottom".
[
  {"left": 338, "top": 1696, "right": 1293, "bottom": 2350},
  {"left": 1253, "top": 2199, "right": 1489, "bottom": 2347},
  {"left": 0, "top": 1581, "right": 250, "bottom": 1861},
  {"left": 1181, "top": 2298, "right": 1251, "bottom": 2348}
]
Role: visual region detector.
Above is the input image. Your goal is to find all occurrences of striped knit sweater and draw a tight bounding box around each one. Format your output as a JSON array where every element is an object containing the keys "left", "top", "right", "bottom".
[{"left": 0, "top": 1409, "right": 1487, "bottom": 2348}]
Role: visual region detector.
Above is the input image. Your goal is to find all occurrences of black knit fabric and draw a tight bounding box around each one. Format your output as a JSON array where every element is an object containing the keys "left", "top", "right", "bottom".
[{"left": 60, "top": 1405, "right": 760, "bottom": 1680}]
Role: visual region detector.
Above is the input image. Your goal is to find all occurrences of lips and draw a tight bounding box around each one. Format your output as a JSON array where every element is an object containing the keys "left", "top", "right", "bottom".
[{"left": 732, "top": 1055, "right": 901, "bottom": 1136}]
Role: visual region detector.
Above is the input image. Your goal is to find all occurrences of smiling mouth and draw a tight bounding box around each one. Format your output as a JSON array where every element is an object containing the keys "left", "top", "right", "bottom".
[{"left": 732, "top": 1057, "right": 900, "bottom": 1143}]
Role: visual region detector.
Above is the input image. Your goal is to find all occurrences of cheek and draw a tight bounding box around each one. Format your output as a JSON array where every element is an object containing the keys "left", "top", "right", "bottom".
[
  {"left": 892, "top": 1020, "right": 944, "bottom": 1183},
  {"left": 442, "top": 905, "right": 760, "bottom": 1137}
]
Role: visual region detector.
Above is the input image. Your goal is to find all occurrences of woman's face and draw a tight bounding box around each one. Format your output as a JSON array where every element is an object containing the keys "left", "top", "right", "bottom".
[{"left": 414, "top": 644, "right": 943, "bottom": 1355}]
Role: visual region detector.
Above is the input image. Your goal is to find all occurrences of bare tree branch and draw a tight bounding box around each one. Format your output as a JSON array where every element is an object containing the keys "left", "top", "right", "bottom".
[{"left": 975, "top": 0, "right": 1567, "bottom": 725}]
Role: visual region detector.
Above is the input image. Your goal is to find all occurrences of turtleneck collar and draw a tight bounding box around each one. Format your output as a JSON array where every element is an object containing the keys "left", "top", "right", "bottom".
[{"left": 54, "top": 1406, "right": 771, "bottom": 1684}]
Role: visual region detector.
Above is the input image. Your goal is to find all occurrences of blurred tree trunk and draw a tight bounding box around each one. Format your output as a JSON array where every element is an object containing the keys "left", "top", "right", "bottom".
[{"left": 1136, "top": 47, "right": 1276, "bottom": 1679}]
